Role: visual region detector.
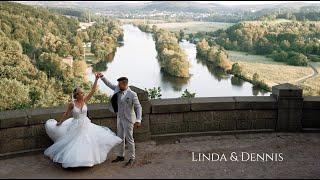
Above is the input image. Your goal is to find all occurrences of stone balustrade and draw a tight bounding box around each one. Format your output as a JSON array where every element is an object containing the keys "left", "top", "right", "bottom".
[{"left": 0, "top": 84, "right": 319, "bottom": 158}]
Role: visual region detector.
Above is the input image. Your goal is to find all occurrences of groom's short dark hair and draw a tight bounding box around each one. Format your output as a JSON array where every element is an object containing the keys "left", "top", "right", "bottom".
[{"left": 117, "top": 77, "right": 128, "bottom": 82}]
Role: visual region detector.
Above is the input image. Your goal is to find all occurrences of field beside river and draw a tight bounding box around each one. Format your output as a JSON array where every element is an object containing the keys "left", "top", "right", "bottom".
[
  {"left": 148, "top": 21, "right": 234, "bottom": 33},
  {"left": 120, "top": 19, "right": 234, "bottom": 34},
  {"left": 227, "top": 51, "right": 314, "bottom": 88}
]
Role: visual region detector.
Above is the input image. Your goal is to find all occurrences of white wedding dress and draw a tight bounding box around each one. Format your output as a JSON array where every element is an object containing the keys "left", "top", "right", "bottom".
[{"left": 44, "top": 102, "right": 122, "bottom": 168}]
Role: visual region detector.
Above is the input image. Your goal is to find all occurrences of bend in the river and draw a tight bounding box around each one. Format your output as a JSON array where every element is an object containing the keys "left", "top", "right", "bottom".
[{"left": 87, "top": 24, "right": 270, "bottom": 98}]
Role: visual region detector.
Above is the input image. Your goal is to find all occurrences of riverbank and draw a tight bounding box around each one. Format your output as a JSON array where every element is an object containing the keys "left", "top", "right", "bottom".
[
  {"left": 195, "top": 39, "right": 271, "bottom": 92},
  {"left": 227, "top": 51, "right": 316, "bottom": 93},
  {"left": 195, "top": 48, "right": 317, "bottom": 94}
]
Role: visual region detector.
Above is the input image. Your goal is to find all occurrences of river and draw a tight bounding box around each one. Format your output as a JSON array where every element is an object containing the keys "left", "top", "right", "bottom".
[{"left": 87, "top": 24, "right": 270, "bottom": 98}]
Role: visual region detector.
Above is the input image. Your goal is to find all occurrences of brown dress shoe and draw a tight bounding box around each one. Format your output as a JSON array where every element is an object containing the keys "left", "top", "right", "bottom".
[
  {"left": 124, "top": 159, "right": 135, "bottom": 167},
  {"left": 111, "top": 156, "right": 124, "bottom": 163}
]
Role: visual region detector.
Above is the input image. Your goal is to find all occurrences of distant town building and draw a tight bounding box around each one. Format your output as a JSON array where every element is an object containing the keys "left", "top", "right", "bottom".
[
  {"left": 83, "top": 42, "right": 91, "bottom": 48},
  {"left": 78, "top": 22, "right": 95, "bottom": 31}
]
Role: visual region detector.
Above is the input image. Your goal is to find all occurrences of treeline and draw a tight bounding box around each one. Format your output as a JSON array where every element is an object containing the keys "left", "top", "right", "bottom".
[
  {"left": 0, "top": 2, "right": 108, "bottom": 110},
  {"left": 48, "top": 7, "right": 102, "bottom": 22},
  {"left": 259, "top": 6, "right": 320, "bottom": 21},
  {"left": 0, "top": 2, "right": 83, "bottom": 59},
  {"left": 196, "top": 39, "right": 231, "bottom": 71},
  {"left": 138, "top": 24, "right": 190, "bottom": 78},
  {"left": 214, "top": 21, "right": 320, "bottom": 66},
  {"left": 136, "top": 23, "right": 154, "bottom": 33},
  {"left": 48, "top": 6, "right": 124, "bottom": 63},
  {"left": 1, "top": 36, "right": 68, "bottom": 110},
  {"left": 230, "top": 63, "right": 270, "bottom": 91},
  {"left": 87, "top": 20, "right": 124, "bottom": 62},
  {"left": 276, "top": 12, "right": 320, "bottom": 21},
  {"left": 196, "top": 39, "right": 270, "bottom": 91},
  {"left": 199, "top": 11, "right": 257, "bottom": 23}
]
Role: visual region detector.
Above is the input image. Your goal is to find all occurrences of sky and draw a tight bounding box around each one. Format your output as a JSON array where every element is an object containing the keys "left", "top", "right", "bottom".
[
  {"left": 102, "top": 1, "right": 320, "bottom": 5},
  {"left": 196, "top": 1, "right": 320, "bottom": 5}
]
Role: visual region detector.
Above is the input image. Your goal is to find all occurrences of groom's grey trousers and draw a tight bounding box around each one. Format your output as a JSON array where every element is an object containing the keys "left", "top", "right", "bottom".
[
  {"left": 101, "top": 77, "right": 142, "bottom": 160},
  {"left": 116, "top": 93, "right": 135, "bottom": 159},
  {"left": 116, "top": 116, "right": 135, "bottom": 159}
]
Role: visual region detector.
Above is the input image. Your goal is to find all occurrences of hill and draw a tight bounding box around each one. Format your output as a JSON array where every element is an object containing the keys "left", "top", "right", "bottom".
[{"left": 0, "top": 1, "right": 109, "bottom": 110}]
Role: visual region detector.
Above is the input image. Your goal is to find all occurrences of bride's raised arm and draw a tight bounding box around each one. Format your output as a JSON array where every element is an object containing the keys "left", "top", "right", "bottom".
[{"left": 84, "top": 73, "right": 99, "bottom": 103}]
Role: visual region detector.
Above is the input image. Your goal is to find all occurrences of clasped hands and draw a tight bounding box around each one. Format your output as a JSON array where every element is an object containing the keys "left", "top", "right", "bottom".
[{"left": 95, "top": 72, "right": 104, "bottom": 79}]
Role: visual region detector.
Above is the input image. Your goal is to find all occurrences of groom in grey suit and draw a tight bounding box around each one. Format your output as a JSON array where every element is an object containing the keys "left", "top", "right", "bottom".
[{"left": 97, "top": 73, "right": 142, "bottom": 167}]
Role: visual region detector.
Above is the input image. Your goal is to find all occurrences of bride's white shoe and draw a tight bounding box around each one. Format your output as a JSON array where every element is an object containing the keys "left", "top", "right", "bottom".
[{"left": 44, "top": 103, "right": 122, "bottom": 168}]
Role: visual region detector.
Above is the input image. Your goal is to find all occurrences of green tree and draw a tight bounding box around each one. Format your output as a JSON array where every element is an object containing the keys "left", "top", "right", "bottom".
[
  {"left": 0, "top": 78, "right": 30, "bottom": 110},
  {"left": 252, "top": 73, "right": 260, "bottom": 84},
  {"left": 288, "top": 52, "right": 308, "bottom": 66},
  {"left": 231, "top": 63, "right": 243, "bottom": 75},
  {"left": 37, "top": 52, "right": 66, "bottom": 80},
  {"left": 145, "top": 87, "right": 162, "bottom": 100},
  {"left": 0, "top": 36, "right": 23, "bottom": 53},
  {"left": 73, "top": 60, "right": 88, "bottom": 80},
  {"left": 181, "top": 89, "right": 196, "bottom": 99},
  {"left": 196, "top": 39, "right": 210, "bottom": 58},
  {"left": 178, "top": 30, "right": 185, "bottom": 42}
]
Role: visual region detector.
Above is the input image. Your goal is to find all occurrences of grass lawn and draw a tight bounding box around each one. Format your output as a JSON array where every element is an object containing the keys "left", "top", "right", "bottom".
[
  {"left": 227, "top": 50, "right": 314, "bottom": 88},
  {"left": 301, "top": 62, "right": 320, "bottom": 95},
  {"left": 302, "top": 76, "right": 320, "bottom": 95}
]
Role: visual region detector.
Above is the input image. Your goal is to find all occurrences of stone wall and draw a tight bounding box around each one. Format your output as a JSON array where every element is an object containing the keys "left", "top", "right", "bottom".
[
  {"left": 149, "top": 96, "right": 277, "bottom": 135},
  {"left": 0, "top": 84, "right": 319, "bottom": 158},
  {"left": 0, "top": 86, "right": 151, "bottom": 157},
  {"left": 302, "top": 96, "right": 320, "bottom": 129}
]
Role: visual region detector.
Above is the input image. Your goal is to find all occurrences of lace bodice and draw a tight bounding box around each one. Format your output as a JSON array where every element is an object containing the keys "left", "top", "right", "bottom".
[{"left": 72, "top": 102, "right": 88, "bottom": 119}]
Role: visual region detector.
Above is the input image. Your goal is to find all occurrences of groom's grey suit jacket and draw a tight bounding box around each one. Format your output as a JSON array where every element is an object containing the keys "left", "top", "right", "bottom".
[{"left": 101, "top": 77, "right": 142, "bottom": 124}]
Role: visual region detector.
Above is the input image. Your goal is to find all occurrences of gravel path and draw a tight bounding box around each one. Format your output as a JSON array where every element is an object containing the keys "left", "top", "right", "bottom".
[
  {"left": 296, "top": 62, "right": 319, "bottom": 85},
  {"left": 0, "top": 132, "right": 319, "bottom": 179}
]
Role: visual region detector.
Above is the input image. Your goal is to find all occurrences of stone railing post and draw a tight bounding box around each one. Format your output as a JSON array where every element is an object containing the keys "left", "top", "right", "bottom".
[
  {"left": 129, "top": 86, "right": 151, "bottom": 141},
  {"left": 272, "top": 83, "right": 303, "bottom": 132}
]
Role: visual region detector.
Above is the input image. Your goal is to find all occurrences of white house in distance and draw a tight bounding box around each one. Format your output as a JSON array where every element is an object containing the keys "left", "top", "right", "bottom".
[
  {"left": 83, "top": 42, "right": 91, "bottom": 48},
  {"left": 78, "top": 22, "right": 95, "bottom": 31}
]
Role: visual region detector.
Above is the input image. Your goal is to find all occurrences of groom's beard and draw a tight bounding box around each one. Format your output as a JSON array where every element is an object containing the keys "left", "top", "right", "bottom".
[{"left": 119, "top": 87, "right": 128, "bottom": 91}]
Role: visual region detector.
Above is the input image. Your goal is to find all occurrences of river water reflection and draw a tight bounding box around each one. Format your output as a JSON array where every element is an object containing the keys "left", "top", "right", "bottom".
[{"left": 87, "top": 24, "right": 270, "bottom": 98}]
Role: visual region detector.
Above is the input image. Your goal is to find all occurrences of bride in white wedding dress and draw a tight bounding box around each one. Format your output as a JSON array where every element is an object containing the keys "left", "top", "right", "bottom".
[{"left": 44, "top": 73, "right": 122, "bottom": 168}]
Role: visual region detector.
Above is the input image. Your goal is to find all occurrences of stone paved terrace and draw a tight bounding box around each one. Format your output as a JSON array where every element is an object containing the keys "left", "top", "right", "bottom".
[{"left": 0, "top": 132, "right": 319, "bottom": 179}]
